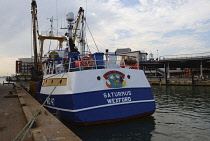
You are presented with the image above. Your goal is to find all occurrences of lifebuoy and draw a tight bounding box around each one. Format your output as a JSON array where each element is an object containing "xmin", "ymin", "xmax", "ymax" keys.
[
  {"xmin": 130, "ymin": 63, "xmax": 138, "ymax": 69},
  {"xmin": 81, "ymin": 56, "xmax": 94, "ymax": 66},
  {"xmin": 120, "ymin": 61, "xmax": 125, "ymax": 68}
]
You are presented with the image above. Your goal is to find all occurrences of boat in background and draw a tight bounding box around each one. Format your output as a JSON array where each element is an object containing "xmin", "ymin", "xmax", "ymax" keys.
[{"xmin": 32, "ymin": 1, "xmax": 155, "ymax": 125}]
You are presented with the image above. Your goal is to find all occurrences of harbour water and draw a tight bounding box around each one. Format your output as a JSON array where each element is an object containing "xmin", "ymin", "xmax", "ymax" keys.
[
  {"xmin": 0, "ymin": 78, "xmax": 28, "ymax": 89},
  {"xmin": 64, "ymin": 85, "xmax": 210, "ymax": 141},
  {"xmin": 0, "ymin": 78, "xmax": 6, "ymax": 84}
]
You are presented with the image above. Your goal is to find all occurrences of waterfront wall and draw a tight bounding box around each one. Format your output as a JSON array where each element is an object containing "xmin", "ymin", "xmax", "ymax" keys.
[{"xmin": 148, "ymin": 77, "xmax": 210, "ymax": 86}]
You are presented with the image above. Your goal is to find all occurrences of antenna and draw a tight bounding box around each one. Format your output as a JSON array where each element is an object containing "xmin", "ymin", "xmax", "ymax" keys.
[
  {"xmin": 56, "ymin": 0, "xmax": 58, "ymax": 36},
  {"xmin": 47, "ymin": 16, "xmax": 58, "ymax": 36}
]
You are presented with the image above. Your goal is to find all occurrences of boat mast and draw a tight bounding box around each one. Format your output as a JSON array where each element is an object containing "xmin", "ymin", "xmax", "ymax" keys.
[
  {"xmin": 80, "ymin": 8, "xmax": 86, "ymax": 55},
  {"xmin": 31, "ymin": 0, "xmax": 39, "ymax": 75},
  {"xmin": 72, "ymin": 7, "xmax": 84, "ymax": 43},
  {"xmin": 66, "ymin": 7, "xmax": 85, "ymax": 53},
  {"xmin": 74, "ymin": 7, "xmax": 85, "ymax": 54}
]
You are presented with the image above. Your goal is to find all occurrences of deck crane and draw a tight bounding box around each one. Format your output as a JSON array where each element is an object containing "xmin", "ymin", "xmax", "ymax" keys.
[{"xmin": 67, "ymin": 7, "xmax": 85, "ymax": 54}]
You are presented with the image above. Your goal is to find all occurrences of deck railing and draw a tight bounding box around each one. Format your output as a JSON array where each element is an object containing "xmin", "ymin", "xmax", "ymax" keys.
[{"xmin": 43, "ymin": 55, "xmax": 139, "ymax": 75}]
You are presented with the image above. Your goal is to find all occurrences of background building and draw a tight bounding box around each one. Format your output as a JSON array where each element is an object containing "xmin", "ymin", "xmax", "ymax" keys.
[{"xmin": 16, "ymin": 57, "xmax": 34, "ymax": 75}]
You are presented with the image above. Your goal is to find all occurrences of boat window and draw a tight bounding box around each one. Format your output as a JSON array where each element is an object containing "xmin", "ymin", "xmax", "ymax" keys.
[{"xmin": 97, "ymin": 76, "xmax": 101, "ymax": 80}]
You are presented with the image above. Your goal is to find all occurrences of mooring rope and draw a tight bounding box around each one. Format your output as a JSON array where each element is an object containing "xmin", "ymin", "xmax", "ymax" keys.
[{"xmin": 14, "ymin": 72, "xmax": 66, "ymax": 141}]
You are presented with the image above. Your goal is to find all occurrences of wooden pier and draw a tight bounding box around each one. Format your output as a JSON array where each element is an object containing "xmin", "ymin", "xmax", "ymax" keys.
[{"xmin": 0, "ymin": 83, "xmax": 81, "ymax": 141}]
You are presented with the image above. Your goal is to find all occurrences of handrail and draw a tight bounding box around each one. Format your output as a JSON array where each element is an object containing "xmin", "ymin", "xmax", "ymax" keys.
[{"xmin": 42, "ymin": 53, "xmax": 142, "ymax": 74}]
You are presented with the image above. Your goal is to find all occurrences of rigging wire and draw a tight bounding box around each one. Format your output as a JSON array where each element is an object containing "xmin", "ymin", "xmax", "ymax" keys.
[
  {"xmin": 56, "ymin": 0, "xmax": 59, "ymax": 47},
  {"xmin": 56, "ymin": 0, "xmax": 58, "ymax": 37},
  {"xmin": 85, "ymin": 20, "xmax": 99, "ymax": 52},
  {"xmin": 85, "ymin": 0, "xmax": 87, "ymax": 16},
  {"xmin": 84, "ymin": 0, "xmax": 94, "ymax": 54},
  {"xmin": 85, "ymin": 37, "xmax": 92, "ymax": 53}
]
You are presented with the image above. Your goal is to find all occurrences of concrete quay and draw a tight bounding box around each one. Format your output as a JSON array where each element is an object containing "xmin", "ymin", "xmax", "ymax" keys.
[
  {"xmin": 0, "ymin": 83, "xmax": 81, "ymax": 141},
  {"xmin": 148, "ymin": 77, "xmax": 210, "ymax": 86},
  {"xmin": 0, "ymin": 84, "xmax": 32, "ymax": 141}
]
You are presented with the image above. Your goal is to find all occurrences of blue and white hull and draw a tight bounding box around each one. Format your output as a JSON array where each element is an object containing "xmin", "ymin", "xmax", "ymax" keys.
[{"xmin": 37, "ymin": 69, "xmax": 156, "ymax": 125}]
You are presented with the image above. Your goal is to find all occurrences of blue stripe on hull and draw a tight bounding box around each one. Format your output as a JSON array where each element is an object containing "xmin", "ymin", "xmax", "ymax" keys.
[
  {"xmin": 60, "ymin": 101, "xmax": 155, "ymax": 122},
  {"xmin": 37, "ymin": 87, "xmax": 156, "ymax": 122}
]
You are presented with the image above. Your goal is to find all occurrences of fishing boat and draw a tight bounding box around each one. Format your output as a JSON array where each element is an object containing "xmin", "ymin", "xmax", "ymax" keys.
[{"xmin": 34, "ymin": 3, "xmax": 156, "ymax": 125}]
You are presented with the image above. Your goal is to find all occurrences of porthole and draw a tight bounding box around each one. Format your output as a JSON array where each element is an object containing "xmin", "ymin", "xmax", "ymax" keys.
[
  {"xmin": 97, "ymin": 76, "xmax": 101, "ymax": 80},
  {"xmin": 127, "ymin": 75, "xmax": 131, "ymax": 79}
]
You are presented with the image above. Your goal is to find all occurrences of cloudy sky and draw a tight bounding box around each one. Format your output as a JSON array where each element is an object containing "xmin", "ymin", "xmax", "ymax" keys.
[{"xmin": 0, "ymin": 0, "xmax": 210, "ymax": 76}]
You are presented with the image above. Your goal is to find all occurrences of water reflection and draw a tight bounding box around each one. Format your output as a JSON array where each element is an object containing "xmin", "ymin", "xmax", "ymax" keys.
[
  {"xmin": 17, "ymin": 81, "xmax": 29, "ymax": 90},
  {"xmin": 63, "ymin": 86, "xmax": 210, "ymax": 141},
  {"xmin": 151, "ymin": 85, "xmax": 210, "ymax": 141},
  {"xmin": 64, "ymin": 116, "xmax": 156, "ymax": 141}
]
